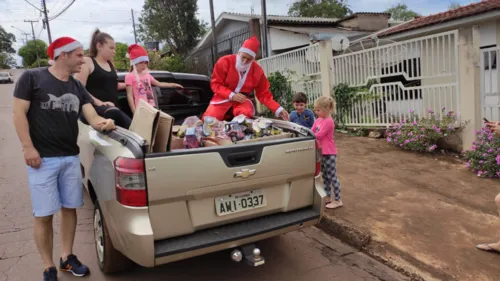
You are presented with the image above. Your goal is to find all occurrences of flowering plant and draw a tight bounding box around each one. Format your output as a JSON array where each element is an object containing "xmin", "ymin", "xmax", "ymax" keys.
[
  {"xmin": 385, "ymin": 107, "xmax": 464, "ymax": 153},
  {"xmin": 463, "ymin": 127, "xmax": 500, "ymax": 178}
]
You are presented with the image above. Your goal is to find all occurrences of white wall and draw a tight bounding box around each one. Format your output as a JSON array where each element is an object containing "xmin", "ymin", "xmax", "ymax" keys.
[
  {"xmin": 216, "ymin": 21, "xmax": 249, "ymax": 41},
  {"xmin": 268, "ymin": 28, "xmax": 310, "ymax": 51}
]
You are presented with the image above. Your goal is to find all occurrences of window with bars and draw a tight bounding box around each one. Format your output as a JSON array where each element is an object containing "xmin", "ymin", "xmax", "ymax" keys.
[{"xmin": 481, "ymin": 45, "xmax": 497, "ymax": 70}]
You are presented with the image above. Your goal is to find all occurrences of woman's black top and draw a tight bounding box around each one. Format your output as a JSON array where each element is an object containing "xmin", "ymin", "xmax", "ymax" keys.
[{"xmin": 85, "ymin": 58, "xmax": 119, "ymax": 105}]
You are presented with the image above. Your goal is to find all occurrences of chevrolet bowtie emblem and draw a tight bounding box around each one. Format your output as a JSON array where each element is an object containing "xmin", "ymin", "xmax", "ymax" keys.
[{"xmin": 234, "ymin": 169, "xmax": 256, "ymax": 178}]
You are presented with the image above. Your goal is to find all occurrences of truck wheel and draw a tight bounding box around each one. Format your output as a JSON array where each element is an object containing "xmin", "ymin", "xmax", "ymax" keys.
[{"xmin": 93, "ymin": 201, "xmax": 133, "ymax": 273}]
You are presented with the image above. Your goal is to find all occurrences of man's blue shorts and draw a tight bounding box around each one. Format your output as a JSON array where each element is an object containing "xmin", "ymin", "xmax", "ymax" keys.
[{"xmin": 27, "ymin": 156, "xmax": 84, "ymax": 217}]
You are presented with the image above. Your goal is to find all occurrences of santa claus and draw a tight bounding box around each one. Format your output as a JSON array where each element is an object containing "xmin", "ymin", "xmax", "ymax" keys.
[{"xmin": 202, "ymin": 36, "xmax": 290, "ymax": 121}]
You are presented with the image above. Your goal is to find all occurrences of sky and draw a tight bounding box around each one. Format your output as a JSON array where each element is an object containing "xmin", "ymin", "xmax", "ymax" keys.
[{"xmin": 0, "ymin": 0, "xmax": 481, "ymax": 65}]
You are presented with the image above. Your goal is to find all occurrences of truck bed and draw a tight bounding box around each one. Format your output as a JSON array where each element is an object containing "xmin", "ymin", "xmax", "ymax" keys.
[{"xmin": 140, "ymin": 120, "xmax": 319, "ymax": 241}]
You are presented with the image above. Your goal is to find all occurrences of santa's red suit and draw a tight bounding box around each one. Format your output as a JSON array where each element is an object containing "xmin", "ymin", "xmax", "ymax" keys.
[{"xmin": 202, "ymin": 36, "xmax": 284, "ymax": 121}]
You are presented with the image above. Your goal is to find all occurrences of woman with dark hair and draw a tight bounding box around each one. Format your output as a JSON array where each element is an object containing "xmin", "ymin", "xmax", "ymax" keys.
[{"xmin": 74, "ymin": 29, "xmax": 131, "ymax": 128}]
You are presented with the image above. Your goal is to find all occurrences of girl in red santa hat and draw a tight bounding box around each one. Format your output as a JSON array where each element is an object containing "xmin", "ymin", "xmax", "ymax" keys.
[
  {"xmin": 202, "ymin": 36, "xmax": 290, "ymax": 121},
  {"xmin": 124, "ymin": 44, "xmax": 183, "ymax": 114}
]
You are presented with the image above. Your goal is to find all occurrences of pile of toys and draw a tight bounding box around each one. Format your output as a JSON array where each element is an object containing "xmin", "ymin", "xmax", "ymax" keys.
[{"xmin": 176, "ymin": 114, "xmax": 285, "ymax": 149}]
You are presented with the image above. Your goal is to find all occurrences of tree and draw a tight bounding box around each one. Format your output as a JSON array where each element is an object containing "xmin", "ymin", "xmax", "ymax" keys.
[
  {"xmin": 385, "ymin": 3, "xmax": 420, "ymax": 21},
  {"xmin": 449, "ymin": 2, "xmax": 461, "ymax": 10},
  {"xmin": 0, "ymin": 25, "xmax": 16, "ymax": 54},
  {"xmin": 0, "ymin": 52, "xmax": 16, "ymax": 69},
  {"xmin": 31, "ymin": 58, "xmax": 50, "ymax": 68},
  {"xmin": 138, "ymin": 0, "xmax": 207, "ymax": 57},
  {"xmin": 114, "ymin": 42, "xmax": 129, "ymax": 70},
  {"xmin": 18, "ymin": 40, "xmax": 49, "ymax": 68},
  {"xmin": 288, "ymin": 0, "xmax": 352, "ymax": 18}
]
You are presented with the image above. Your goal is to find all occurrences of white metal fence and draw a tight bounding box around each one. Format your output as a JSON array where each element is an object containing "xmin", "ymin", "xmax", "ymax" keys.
[
  {"xmin": 259, "ymin": 43, "xmax": 322, "ymax": 102},
  {"xmin": 480, "ymin": 46, "xmax": 500, "ymax": 122},
  {"xmin": 344, "ymin": 82, "xmax": 458, "ymax": 126},
  {"xmin": 331, "ymin": 30, "xmax": 460, "ymax": 126}
]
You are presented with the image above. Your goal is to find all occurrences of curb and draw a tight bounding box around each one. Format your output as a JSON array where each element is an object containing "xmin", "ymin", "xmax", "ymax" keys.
[
  {"xmin": 318, "ymin": 215, "xmax": 371, "ymax": 250},
  {"xmin": 317, "ymin": 214, "xmax": 455, "ymax": 281}
]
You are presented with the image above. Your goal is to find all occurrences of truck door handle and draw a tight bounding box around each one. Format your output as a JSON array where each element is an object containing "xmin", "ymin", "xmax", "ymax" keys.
[{"xmin": 226, "ymin": 151, "xmax": 258, "ymax": 166}]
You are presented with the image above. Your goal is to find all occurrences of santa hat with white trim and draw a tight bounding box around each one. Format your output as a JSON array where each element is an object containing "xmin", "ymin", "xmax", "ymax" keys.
[
  {"xmin": 238, "ymin": 36, "xmax": 260, "ymax": 58},
  {"xmin": 47, "ymin": 37, "xmax": 83, "ymax": 65},
  {"xmin": 126, "ymin": 44, "xmax": 149, "ymax": 65}
]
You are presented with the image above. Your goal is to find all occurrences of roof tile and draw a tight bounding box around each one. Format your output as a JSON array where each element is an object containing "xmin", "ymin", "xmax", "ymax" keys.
[{"xmin": 379, "ymin": 0, "xmax": 500, "ymax": 37}]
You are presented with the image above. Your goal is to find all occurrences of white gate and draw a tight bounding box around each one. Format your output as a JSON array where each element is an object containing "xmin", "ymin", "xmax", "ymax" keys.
[
  {"xmin": 331, "ymin": 30, "xmax": 460, "ymax": 126},
  {"xmin": 259, "ymin": 43, "xmax": 323, "ymax": 102},
  {"xmin": 480, "ymin": 46, "xmax": 500, "ymax": 122}
]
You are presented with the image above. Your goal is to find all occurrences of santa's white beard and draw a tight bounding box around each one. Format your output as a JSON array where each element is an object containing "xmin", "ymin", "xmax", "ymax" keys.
[{"xmin": 235, "ymin": 56, "xmax": 250, "ymax": 72}]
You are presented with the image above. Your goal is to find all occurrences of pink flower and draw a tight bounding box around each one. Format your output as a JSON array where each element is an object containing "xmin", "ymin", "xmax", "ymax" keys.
[
  {"xmin": 497, "ymin": 155, "xmax": 500, "ymax": 165},
  {"xmin": 478, "ymin": 170, "xmax": 483, "ymax": 177}
]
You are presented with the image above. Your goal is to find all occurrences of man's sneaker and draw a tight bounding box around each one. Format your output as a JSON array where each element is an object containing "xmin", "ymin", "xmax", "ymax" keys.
[
  {"xmin": 43, "ymin": 267, "xmax": 57, "ymax": 281},
  {"xmin": 59, "ymin": 254, "xmax": 90, "ymax": 277}
]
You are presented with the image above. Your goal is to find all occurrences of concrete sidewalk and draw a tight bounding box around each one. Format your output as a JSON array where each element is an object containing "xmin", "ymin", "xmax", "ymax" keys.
[{"xmin": 318, "ymin": 134, "xmax": 500, "ymax": 281}]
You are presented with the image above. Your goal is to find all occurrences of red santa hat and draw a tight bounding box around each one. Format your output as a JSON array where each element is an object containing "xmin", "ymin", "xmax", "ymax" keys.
[
  {"xmin": 239, "ymin": 36, "xmax": 260, "ymax": 58},
  {"xmin": 47, "ymin": 37, "xmax": 83, "ymax": 65},
  {"xmin": 126, "ymin": 44, "xmax": 149, "ymax": 65}
]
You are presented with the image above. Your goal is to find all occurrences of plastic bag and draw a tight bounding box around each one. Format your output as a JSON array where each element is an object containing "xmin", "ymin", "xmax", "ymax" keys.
[{"xmin": 184, "ymin": 127, "xmax": 202, "ymax": 149}]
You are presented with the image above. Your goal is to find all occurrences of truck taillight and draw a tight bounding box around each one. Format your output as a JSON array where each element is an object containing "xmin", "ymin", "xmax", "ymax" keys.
[
  {"xmin": 114, "ymin": 157, "xmax": 147, "ymax": 207},
  {"xmin": 315, "ymin": 140, "xmax": 322, "ymax": 177}
]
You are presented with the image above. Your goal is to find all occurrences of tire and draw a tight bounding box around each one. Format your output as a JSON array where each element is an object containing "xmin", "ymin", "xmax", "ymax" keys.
[{"xmin": 93, "ymin": 200, "xmax": 133, "ymax": 274}]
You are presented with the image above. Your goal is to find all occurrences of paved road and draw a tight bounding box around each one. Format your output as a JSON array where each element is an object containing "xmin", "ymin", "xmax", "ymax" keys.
[{"xmin": 0, "ymin": 75, "xmax": 407, "ymax": 281}]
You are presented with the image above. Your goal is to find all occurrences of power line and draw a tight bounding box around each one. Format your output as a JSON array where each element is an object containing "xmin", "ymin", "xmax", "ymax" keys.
[
  {"xmin": 51, "ymin": 0, "xmax": 63, "ymax": 11},
  {"xmin": 55, "ymin": 19, "xmax": 132, "ymax": 24},
  {"xmin": 36, "ymin": 26, "xmax": 44, "ymax": 39},
  {"xmin": 22, "ymin": 0, "xmax": 42, "ymax": 12},
  {"xmin": 49, "ymin": 0, "xmax": 76, "ymax": 21}
]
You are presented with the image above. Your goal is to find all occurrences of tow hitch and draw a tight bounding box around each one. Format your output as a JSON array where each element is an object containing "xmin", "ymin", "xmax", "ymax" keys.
[{"xmin": 230, "ymin": 244, "xmax": 265, "ymax": 267}]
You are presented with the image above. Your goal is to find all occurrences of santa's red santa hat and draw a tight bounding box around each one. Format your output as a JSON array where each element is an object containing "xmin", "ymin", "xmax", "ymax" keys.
[
  {"xmin": 126, "ymin": 44, "xmax": 149, "ymax": 65},
  {"xmin": 47, "ymin": 37, "xmax": 83, "ymax": 65},
  {"xmin": 239, "ymin": 36, "xmax": 260, "ymax": 58}
]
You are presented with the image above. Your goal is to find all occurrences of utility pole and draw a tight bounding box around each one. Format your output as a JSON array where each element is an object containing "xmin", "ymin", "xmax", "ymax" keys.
[
  {"xmin": 42, "ymin": 0, "xmax": 52, "ymax": 44},
  {"xmin": 11, "ymin": 26, "xmax": 30, "ymax": 45},
  {"xmin": 131, "ymin": 9, "xmax": 138, "ymax": 44},
  {"xmin": 209, "ymin": 0, "xmax": 218, "ymax": 65},
  {"xmin": 261, "ymin": 0, "xmax": 269, "ymax": 58},
  {"xmin": 24, "ymin": 20, "xmax": 40, "ymax": 68}
]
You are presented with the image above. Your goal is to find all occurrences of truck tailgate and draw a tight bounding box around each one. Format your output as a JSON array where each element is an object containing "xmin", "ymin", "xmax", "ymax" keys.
[{"xmin": 144, "ymin": 137, "xmax": 317, "ymax": 240}]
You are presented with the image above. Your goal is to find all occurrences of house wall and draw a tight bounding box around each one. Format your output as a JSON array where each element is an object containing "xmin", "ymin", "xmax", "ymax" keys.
[
  {"xmin": 268, "ymin": 28, "xmax": 310, "ymax": 51},
  {"xmin": 216, "ymin": 21, "xmax": 249, "ymax": 39}
]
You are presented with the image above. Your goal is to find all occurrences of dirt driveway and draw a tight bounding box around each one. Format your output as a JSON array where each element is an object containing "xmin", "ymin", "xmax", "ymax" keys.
[{"xmin": 326, "ymin": 133, "xmax": 500, "ymax": 281}]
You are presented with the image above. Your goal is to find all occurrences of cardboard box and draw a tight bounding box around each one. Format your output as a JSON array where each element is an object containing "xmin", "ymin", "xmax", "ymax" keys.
[
  {"xmin": 171, "ymin": 135, "xmax": 184, "ymax": 150},
  {"xmin": 129, "ymin": 99, "xmax": 174, "ymax": 152},
  {"xmin": 153, "ymin": 111, "xmax": 174, "ymax": 152}
]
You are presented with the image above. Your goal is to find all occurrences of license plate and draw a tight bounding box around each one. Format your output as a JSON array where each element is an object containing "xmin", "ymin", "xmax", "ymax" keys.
[{"xmin": 215, "ymin": 189, "xmax": 266, "ymax": 216}]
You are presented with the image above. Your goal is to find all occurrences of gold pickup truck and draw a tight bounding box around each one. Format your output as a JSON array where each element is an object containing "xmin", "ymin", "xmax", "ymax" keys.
[{"xmin": 77, "ymin": 71, "xmax": 326, "ymax": 274}]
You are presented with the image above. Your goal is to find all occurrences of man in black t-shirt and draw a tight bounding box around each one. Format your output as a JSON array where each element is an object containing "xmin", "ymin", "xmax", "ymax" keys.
[{"xmin": 12, "ymin": 37, "xmax": 115, "ymax": 281}]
